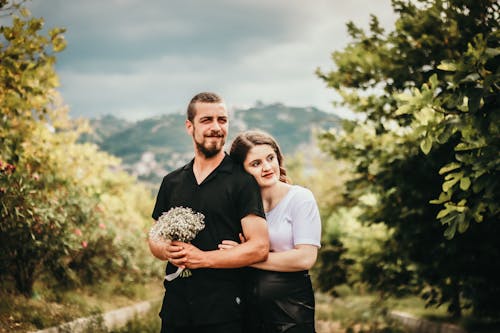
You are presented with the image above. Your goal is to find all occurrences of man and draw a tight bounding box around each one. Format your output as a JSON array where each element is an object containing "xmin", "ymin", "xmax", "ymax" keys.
[{"xmin": 148, "ymin": 92, "xmax": 269, "ymax": 333}]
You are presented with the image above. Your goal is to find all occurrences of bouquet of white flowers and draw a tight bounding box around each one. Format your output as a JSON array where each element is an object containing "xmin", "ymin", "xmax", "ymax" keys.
[{"xmin": 149, "ymin": 206, "xmax": 205, "ymax": 280}]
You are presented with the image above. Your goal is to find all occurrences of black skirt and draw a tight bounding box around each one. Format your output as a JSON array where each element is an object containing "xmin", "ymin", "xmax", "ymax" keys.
[{"xmin": 243, "ymin": 269, "xmax": 316, "ymax": 333}]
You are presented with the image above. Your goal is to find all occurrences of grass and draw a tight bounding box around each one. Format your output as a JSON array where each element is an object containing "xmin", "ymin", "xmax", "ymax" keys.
[
  {"xmin": 315, "ymin": 285, "xmax": 500, "ymax": 333},
  {"xmin": 2, "ymin": 279, "xmax": 499, "ymax": 333},
  {"xmin": 0, "ymin": 277, "xmax": 164, "ymax": 333},
  {"xmin": 109, "ymin": 302, "xmax": 162, "ymax": 333}
]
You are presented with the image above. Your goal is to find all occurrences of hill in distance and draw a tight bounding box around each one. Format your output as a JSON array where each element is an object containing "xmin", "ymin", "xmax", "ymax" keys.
[{"xmin": 83, "ymin": 103, "xmax": 342, "ymax": 185}]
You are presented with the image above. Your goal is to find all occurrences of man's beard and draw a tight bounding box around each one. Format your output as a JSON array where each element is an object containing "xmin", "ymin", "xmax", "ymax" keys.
[{"xmin": 195, "ymin": 136, "xmax": 225, "ymax": 158}]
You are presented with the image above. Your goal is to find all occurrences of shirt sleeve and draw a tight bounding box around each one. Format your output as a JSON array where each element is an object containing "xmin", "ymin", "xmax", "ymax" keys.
[
  {"xmin": 235, "ymin": 173, "xmax": 265, "ymax": 220},
  {"xmin": 152, "ymin": 176, "xmax": 168, "ymax": 220},
  {"xmin": 290, "ymin": 188, "xmax": 321, "ymax": 247}
]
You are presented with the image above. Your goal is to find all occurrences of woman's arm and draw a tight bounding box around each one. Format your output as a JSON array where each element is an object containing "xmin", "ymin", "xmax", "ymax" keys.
[
  {"xmin": 251, "ymin": 244, "xmax": 318, "ymax": 272},
  {"xmin": 219, "ymin": 239, "xmax": 318, "ymax": 272}
]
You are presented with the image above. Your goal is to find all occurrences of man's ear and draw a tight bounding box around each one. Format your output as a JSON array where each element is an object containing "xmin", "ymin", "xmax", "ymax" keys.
[{"xmin": 185, "ymin": 119, "xmax": 193, "ymax": 135}]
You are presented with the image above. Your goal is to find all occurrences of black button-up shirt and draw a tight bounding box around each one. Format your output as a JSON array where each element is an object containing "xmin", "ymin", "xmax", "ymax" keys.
[{"xmin": 152, "ymin": 154, "xmax": 265, "ymax": 326}]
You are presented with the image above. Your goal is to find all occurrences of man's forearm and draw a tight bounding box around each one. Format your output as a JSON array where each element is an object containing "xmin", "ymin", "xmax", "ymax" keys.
[
  {"xmin": 171, "ymin": 238, "xmax": 269, "ymax": 269},
  {"xmin": 205, "ymin": 239, "xmax": 269, "ymax": 268}
]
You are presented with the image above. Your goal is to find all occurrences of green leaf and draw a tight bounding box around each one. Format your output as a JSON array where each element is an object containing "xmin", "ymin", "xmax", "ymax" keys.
[
  {"xmin": 460, "ymin": 177, "xmax": 471, "ymax": 191},
  {"xmin": 20, "ymin": 8, "xmax": 31, "ymax": 18},
  {"xmin": 443, "ymin": 177, "xmax": 460, "ymax": 192},
  {"xmin": 395, "ymin": 104, "xmax": 412, "ymax": 116},
  {"xmin": 415, "ymin": 107, "xmax": 435, "ymax": 125},
  {"xmin": 473, "ymin": 212, "xmax": 484, "ymax": 223},
  {"xmin": 455, "ymin": 142, "xmax": 486, "ymax": 151},
  {"xmin": 430, "ymin": 191, "xmax": 452, "ymax": 205},
  {"xmin": 460, "ymin": 73, "xmax": 480, "ymax": 83},
  {"xmin": 428, "ymin": 73, "xmax": 438, "ymax": 88},
  {"xmin": 52, "ymin": 36, "xmax": 66, "ymax": 53},
  {"xmin": 457, "ymin": 213, "xmax": 469, "ymax": 234},
  {"xmin": 395, "ymin": 92, "xmax": 413, "ymax": 102},
  {"xmin": 437, "ymin": 61, "xmax": 457, "ymax": 72},
  {"xmin": 443, "ymin": 221, "xmax": 457, "ymax": 239},
  {"xmin": 436, "ymin": 207, "xmax": 451, "ymax": 219},
  {"xmin": 472, "ymin": 203, "xmax": 486, "ymax": 223},
  {"xmin": 439, "ymin": 162, "xmax": 461, "ymax": 175},
  {"xmin": 485, "ymin": 47, "xmax": 500, "ymax": 58},
  {"xmin": 420, "ymin": 136, "xmax": 432, "ymax": 155}
]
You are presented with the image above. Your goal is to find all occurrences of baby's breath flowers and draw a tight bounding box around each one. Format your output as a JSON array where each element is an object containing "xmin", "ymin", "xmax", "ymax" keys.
[
  {"xmin": 149, "ymin": 206, "xmax": 205, "ymax": 242},
  {"xmin": 149, "ymin": 206, "xmax": 205, "ymax": 281}
]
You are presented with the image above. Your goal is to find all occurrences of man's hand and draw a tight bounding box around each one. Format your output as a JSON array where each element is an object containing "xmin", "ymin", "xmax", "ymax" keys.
[
  {"xmin": 168, "ymin": 241, "xmax": 210, "ymax": 269},
  {"xmin": 148, "ymin": 238, "xmax": 184, "ymax": 267},
  {"xmin": 151, "ymin": 214, "xmax": 268, "ymax": 270}
]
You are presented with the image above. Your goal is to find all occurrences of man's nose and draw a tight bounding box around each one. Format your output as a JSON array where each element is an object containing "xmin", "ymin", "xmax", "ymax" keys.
[{"xmin": 211, "ymin": 120, "xmax": 221, "ymax": 131}]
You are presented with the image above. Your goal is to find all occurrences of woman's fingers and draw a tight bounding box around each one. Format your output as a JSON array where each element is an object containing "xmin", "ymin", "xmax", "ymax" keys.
[
  {"xmin": 218, "ymin": 239, "xmax": 239, "ymax": 250},
  {"xmin": 239, "ymin": 233, "xmax": 246, "ymax": 243}
]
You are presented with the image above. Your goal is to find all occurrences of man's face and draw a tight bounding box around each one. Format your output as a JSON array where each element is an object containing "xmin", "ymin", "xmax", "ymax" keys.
[{"xmin": 186, "ymin": 102, "xmax": 228, "ymax": 158}]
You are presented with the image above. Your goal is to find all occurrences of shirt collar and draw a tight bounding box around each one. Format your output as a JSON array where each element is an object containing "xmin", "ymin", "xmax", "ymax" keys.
[{"xmin": 182, "ymin": 153, "xmax": 233, "ymax": 174}]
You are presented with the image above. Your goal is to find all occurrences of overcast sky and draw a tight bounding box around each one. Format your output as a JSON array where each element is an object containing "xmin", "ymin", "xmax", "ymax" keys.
[{"xmin": 7, "ymin": 0, "xmax": 397, "ymax": 120}]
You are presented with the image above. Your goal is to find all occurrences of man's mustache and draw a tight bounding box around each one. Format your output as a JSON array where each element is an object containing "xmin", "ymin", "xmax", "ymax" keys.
[{"xmin": 206, "ymin": 131, "xmax": 224, "ymax": 137}]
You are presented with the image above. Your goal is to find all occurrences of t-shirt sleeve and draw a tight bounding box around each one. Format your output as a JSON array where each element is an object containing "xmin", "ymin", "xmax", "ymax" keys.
[
  {"xmin": 290, "ymin": 188, "xmax": 321, "ymax": 247},
  {"xmin": 152, "ymin": 176, "xmax": 168, "ymax": 220},
  {"xmin": 235, "ymin": 173, "xmax": 265, "ymax": 220}
]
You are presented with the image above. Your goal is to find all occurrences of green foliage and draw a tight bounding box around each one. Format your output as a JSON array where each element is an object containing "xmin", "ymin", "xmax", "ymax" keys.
[
  {"xmin": 316, "ymin": 293, "xmax": 407, "ymax": 333},
  {"xmin": 109, "ymin": 306, "xmax": 161, "ymax": 333},
  {"xmin": 0, "ymin": 5, "xmax": 161, "ymax": 297},
  {"xmin": 287, "ymin": 153, "xmax": 355, "ymax": 295},
  {"xmin": 314, "ymin": 240, "xmax": 354, "ymax": 296},
  {"xmin": 317, "ymin": 0, "xmax": 499, "ymax": 318},
  {"xmin": 396, "ymin": 29, "xmax": 499, "ymax": 237}
]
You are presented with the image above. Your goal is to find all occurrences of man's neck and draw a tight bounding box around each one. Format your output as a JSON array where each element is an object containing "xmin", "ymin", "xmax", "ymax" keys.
[{"xmin": 192, "ymin": 151, "xmax": 225, "ymax": 184}]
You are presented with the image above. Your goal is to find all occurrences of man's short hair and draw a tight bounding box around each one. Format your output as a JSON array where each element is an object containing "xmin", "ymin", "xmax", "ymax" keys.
[{"xmin": 187, "ymin": 92, "xmax": 224, "ymax": 121}]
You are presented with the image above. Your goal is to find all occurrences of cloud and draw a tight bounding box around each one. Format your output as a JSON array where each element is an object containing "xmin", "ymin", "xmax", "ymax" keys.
[{"xmin": 14, "ymin": 0, "xmax": 397, "ymax": 120}]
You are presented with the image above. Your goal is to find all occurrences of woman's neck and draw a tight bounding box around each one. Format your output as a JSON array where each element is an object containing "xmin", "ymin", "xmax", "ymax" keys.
[{"xmin": 261, "ymin": 181, "xmax": 291, "ymax": 213}]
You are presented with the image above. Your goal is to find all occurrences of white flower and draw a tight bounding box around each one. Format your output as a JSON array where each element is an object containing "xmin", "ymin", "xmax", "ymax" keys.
[{"xmin": 149, "ymin": 206, "xmax": 205, "ymax": 242}]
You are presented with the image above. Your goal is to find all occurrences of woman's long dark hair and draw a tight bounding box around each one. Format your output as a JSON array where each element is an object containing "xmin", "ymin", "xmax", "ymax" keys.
[{"xmin": 230, "ymin": 130, "xmax": 291, "ymax": 184}]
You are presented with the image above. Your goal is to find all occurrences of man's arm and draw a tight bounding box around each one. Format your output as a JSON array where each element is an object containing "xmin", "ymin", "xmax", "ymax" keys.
[
  {"xmin": 167, "ymin": 214, "xmax": 269, "ymax": 269},
  {"xmin": 148, "ymin": 235, "xmax": 171, "ymax": 261}
]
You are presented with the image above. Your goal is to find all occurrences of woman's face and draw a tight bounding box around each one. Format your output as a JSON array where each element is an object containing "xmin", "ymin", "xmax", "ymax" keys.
[{"xmin": 243, "ymin": 144, "xmax": 280, "ymax": 188}]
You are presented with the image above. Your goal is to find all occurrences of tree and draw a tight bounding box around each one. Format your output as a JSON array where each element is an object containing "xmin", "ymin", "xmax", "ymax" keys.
[
  {"xmin": 1, "ymin": 4, "xmax": 160, "ymax": 296},
  {"xmin": 317, "ymin": 0, "xmax": 499, "ymax": 318}
]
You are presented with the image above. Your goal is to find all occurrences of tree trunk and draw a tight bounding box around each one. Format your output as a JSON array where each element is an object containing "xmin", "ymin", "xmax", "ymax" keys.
[
  {"xmin": 449, "ymin": 280, "xmax": 462, "ymax": 318},
  {"xmin": 14, "ymin": 259, "xmax": 36, "ymax": 297}
]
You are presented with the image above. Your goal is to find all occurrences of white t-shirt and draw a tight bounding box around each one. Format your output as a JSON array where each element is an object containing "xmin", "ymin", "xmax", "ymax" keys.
[{"xmin": 265, "ymin": 185, "xmax": 321, "ymax": 252}]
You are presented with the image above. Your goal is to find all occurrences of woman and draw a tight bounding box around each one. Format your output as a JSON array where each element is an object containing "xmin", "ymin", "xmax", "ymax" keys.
[{"xmin": 221, "ymin": 130, "xmax": 321, "ymax": 333}]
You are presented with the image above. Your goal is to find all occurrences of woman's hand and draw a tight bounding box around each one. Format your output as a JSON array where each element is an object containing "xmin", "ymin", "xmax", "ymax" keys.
[{"xmin": 218, "ymin": 233, "xmax": 246, "ymax": 250}]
